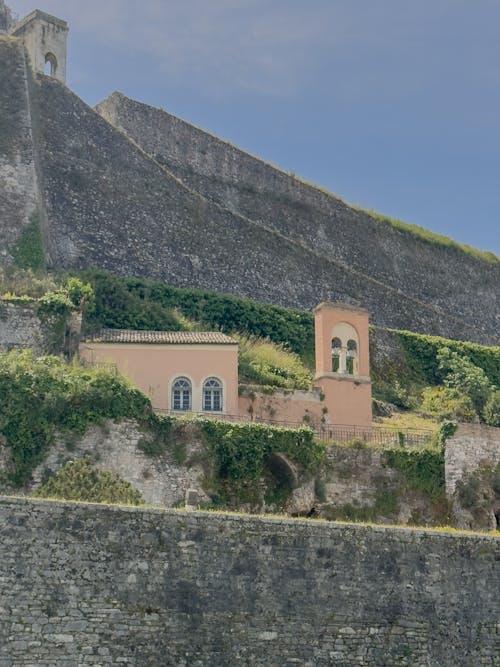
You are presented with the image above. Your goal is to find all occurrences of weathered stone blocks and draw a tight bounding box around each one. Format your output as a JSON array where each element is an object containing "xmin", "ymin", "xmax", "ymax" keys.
[{"xmin": 0, "ymin": 497, "xmax": 498, "ymax": 665}]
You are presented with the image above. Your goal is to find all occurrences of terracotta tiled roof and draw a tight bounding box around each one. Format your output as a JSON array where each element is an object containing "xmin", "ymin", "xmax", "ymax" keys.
[{"xmin": 82, "ymin": 328, "xmax": 237, "ymax": 345}]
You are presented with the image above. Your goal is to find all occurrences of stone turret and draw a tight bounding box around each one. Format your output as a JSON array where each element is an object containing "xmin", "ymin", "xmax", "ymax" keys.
[
  {"xmin": 10, "ymin": 8, "xmax": 68, "ymax": 83},
  {"xmin": 0, "ymin": 0, "xmax": 13, "ymax": 33}
]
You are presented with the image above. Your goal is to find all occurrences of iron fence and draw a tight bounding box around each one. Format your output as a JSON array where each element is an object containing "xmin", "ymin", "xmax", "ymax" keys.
[{"xmin": 154, "ymin": 409, "xmax": 433, "ymax": 448}]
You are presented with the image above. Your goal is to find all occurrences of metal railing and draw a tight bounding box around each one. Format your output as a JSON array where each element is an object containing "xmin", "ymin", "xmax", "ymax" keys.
[{"xmin": 153, "ymin": 409, "xmax": 433, "ymax": 448}]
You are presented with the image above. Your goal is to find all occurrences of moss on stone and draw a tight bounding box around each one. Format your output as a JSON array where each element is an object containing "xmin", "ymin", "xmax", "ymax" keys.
[{"xmin": 10, "ymin": 211, "xmax": 46, "ymax": 272}]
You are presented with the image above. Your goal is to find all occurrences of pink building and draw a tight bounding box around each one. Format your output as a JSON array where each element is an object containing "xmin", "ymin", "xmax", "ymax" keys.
[
  {"xmin": 79, "ymin": 330, "xmax": 239, "ymax": 415},
  {"xmin": 79, "ymin": 302, "xmax": 372, "ymax": 427}
]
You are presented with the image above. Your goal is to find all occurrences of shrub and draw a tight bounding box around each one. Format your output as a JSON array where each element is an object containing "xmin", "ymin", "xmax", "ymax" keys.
[
  {"xmin": 201, "ymin": 419, "xmax": 324, "ymax": 481},
  {"xmin": 483, "ymin": 390, "xmax": 500, "ymax": 427},
  {"xmin": 384, "ymin": 448, "xmax": 445, "ymax": 498},
  {"xmin": 38, "ymin": 278, "xmax": 94, "ymax": 316},
  {"xmin": 237, "ymin": 335, "xmax": 313, "ymax": 390},
  {"xmin": 437, "ymin": 347, "xmax": 492, "ymax": 414},
  {"xmin": 32, "ymin": 456, "xmax": 143, "ymax": 505},
  {"xmin": 0, "ymin": 350, "xmax": 151, "ymax": 485},
  {"xmin": 373, "ymin": 379, "xmax": 414, "ymax": 410},
  {"xmin": 421, "ymin": 386, "xmax": 476, "ymax": 422},
  {"xmin": 64, "ymin": 277, "xmax": 94, "ymax": 311},
  {"xmin": 38, "ymin": 289, "xmax": 72, "ymax": 315}
]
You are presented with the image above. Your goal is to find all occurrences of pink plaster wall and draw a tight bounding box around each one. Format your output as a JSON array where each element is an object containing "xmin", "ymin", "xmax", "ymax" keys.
[
  {"xmin": 314, "ymin": 302, "xmax": 370, "ymax": 376},
  {"xmin": 238, "ymin": 386, "xmax": 326, "ymax": 427},
  {"xmin": 313, "ymin": 302, "xmax": 372, "ymax": 427},
  {"xmin": 316, "ymin": 377, "xmax": 372, "ymax": 427},
  {"xmin": 79, "ymin": 342, "xmax": 239, "ymax": 414}
]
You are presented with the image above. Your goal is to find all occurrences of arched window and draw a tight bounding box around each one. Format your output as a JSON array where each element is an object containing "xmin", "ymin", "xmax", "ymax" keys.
[
  {"xmin": 347, "ymin": 339, "xmax": 358, "ymax": 375},
  {"xmin": 203, "ymin": 377, "xmax": 223, "ymax": 412},
  {"xmin": 172, "ymin": 377, "xmax": 191, "ymax": 411},
  {"xmin": 44, "ymin": 53, "xmax": 58, "ymax": 77},
  {"xmin": 331, "ymin": 337, "xmax": 341, "ymax": 372}
]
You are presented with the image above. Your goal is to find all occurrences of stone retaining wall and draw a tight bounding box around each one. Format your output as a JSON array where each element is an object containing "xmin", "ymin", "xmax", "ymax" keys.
[
  {"xmin": 445, "ymin": 423, "xmax": 500, "ymax": 495},
  {"xmin": 0, "ymin": 497, "xmax": 498, "ymax": 666}
]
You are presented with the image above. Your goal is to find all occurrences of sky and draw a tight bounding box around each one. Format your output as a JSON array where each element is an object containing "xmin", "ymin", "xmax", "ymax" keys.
[{"xmin": 9, "ymin": 0, "xmax": 500, "ymax": 254}]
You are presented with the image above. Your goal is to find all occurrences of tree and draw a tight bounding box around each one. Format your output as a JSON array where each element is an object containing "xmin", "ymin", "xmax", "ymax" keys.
[{"xmin": 437, "ymin": 347, "xmax": 492, "ymax": 414}]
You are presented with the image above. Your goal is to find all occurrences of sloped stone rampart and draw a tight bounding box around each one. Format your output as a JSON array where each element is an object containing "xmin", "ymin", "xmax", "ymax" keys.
[
  {"xmin": 0, "ymin": 38, "xmax": 38, "ymax": 260},
  {"xmin": 0, "ymin": 497, "xmax": 498, "ymax": 666},
  {"xmin": 1, "ymin": 39, "xmax": 498, "ymax": 345},
  {"xmin": 96, "ymin": 93, "xmax": 500, "ymax": 345}
]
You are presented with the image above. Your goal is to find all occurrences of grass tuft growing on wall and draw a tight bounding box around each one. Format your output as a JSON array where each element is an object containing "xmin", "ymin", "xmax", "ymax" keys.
[
  {"xmin": 360, "ymin": 208, "xmax": 499, "ymax": 264},
  {"xmin": 10, "ymin": 211, "xmax": 46, "ymax": 272}
]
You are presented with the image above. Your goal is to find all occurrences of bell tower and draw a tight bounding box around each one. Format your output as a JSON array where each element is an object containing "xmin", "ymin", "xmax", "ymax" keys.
[
  {"xmin": 314, "ymin": 302, "xmax": 372, "ymax": 427},
  {"xmin": 10, "ymin": 9, "xmax": 68, "ymax": 84}
]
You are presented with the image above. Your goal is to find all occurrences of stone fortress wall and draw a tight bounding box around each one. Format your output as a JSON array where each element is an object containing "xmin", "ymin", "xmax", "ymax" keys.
[
  {"xmin": 0, "ymin": 37, "xmax": 498, "ymax": 346},
  {"xmin": 0, "ymin": 38, "xmax": 39, "ymax": 261},
  {"xmin": 0, "ymin": 497, "xmax": 498, "ymax": 666},
  {"xmin": 96, "ymin": 93, "xmax": 500, "ymax": 345}
]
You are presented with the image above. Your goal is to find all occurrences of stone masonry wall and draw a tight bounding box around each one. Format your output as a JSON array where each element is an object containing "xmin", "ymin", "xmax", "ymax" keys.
[
  {"xmin": 96, "ymin": 93, "xmax": 500, "ymax": 345},
  {"xmin": 0, "ymin": 417, "xmax": 441, "ymax": 526},
  {"xmin": 36, "ymin": 77, "xmax": 394, "ymax": 318},
  {"xmin": 0, "ymin": 497, "xmax": 498, "ymax": 666},
  {"xmin": 1, "ymin": 41, "xmax": 498, "ymax": 345},
  {"xmin": 0, "ymin": 417, "xmax": 449, "ymax": 528},
  {"xmin": 317, "ymin": 445, "xmax": 446, "ymax": 527},
  {"xmin": 27, "ymin": 419, "xmax": 209, "ymax": 508},
  {"xmin": 0, "ymin": 299, "xmax": 66, "ymax": 354},
  {"xmin": 445, "ymin": 423, "xmax": 500, "ymax": 495},
  {"xmin": 0, "ymin": 38, "xmax": 39, "ymax": 261}
]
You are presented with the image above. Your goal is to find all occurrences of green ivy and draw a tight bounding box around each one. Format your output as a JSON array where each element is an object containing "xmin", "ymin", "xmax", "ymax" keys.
[
  {"xmin": 384, "ymin": 448, "xmax": 445, "ymax": 498},
  {"xmin": 0, "ymin": 350, "xmax": 152, "ymax": 486},
  {"xmin": 393, "ymin": 329, "xmax": 500, "ymax": 387},
  {"xmin": 201, "ymin": 419, "xmax": 324, "ymax": 481},
  {"xmin": 78, "ymin": 269, "xmax": 315, "ymax": 360},
  {"xmin": 10, "ymin": 211, "xmax": 46, "ymax": 272}
]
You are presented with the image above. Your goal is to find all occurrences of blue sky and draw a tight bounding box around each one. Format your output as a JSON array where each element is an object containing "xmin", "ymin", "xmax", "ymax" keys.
[{"xmin": 10, "ymin": 0, "xmax": 500, "ymax": 254}]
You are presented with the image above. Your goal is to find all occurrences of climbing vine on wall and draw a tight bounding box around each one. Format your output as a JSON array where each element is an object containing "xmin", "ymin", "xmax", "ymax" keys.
[
  {"xmin": 394, "ymin": 330, "xmax": 500, "ymax": 388},
  {"xmin": 10, "ymin": 211, "xmax": 46, "ymax": 272},
  {"xmin": 78, "ymin": 269, "xmax": 316, "ymax": 360},
  {"xmin": 384, "ymin": 448, "xmax": 445, "ymax": 498},
  {"xmin": 201, "ymin": 419, "xmax": 323, "ymax": 481},
  {"xmin": 0, "ymin": 350, "xmax": 152, "ymax": 486}
]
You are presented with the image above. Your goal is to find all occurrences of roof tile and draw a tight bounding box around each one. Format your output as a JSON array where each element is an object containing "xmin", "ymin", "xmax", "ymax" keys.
[{"xmin": 82, "ymin": 328, "xmax": 237, "ymax": 345}]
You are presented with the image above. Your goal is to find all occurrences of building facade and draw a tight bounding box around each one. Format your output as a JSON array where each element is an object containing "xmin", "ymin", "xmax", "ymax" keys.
[
  {"xmin": 79, "ymin": 330, "xmax": 239, "ymax": 416},
  {"xmin": 79, "ymin": 303, "xmax": 372, "ymax": 427}
]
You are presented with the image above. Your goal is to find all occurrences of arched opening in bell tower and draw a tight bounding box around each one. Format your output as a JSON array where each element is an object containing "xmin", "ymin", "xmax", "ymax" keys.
[{"xmin": 44, "ymin": 52, "xmax": 58, "ymax": 77}]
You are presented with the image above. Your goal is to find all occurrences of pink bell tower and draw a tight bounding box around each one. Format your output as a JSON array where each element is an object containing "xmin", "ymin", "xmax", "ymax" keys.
[{"xmin": 314, "ymin": 302, "xmax": 372, "ymax": 427}]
